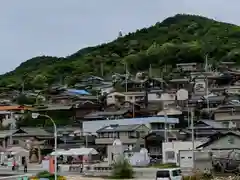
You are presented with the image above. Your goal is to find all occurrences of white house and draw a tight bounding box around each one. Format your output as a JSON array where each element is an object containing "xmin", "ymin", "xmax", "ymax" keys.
[
  {"xmin": 162, "ymin": 141, "xmax": 204, "ymax": 165},
  {"xmin": 106, "ymin": 91, "xmax": 176, "ymax": 105}
]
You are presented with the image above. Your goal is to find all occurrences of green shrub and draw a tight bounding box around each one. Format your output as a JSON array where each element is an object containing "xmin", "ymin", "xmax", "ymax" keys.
[
  {"xmin": 36, "ymin": 171, "xmax": 65, "ymax": 180},
  {"xmin": 36, "ymin": 171, "xmax": 51, "ymax": 178},
  {"xmin": 183, "ymin": 171, "xmax": 213, "ymax": 180},
  {"xmin": 111, "ymin": 156, "xmax": 134, "ymax": 179}
]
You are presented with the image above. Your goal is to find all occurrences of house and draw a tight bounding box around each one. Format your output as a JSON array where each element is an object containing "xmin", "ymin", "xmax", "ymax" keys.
[
  {"xmin": 46, "ymin": 126, "xmax": 97, "ymax": 149},
  {"xmin": 157, "ymin": 107, "xmax": 185, "ymax": 128},
  {"xmin": 32, "ymin": 103, "xmax": 101, "ymax": 127},
  {"xmin": 74, "ymin": 100, "xmax": 101, "ymax": 124},
  {"xmin": 106, "ymin": 90, "xmax": 173, "ymax": 106},
  {"xmin": 31, "ymin": 104, "xmax": 74, "ymax": 124},
  {"xmin": 168, "ymin": 78, "xmax": 192, "ymax": 90},
  {"xmin": 120, "ymin": 77, "xmax": 166, "ymax": 91},
  {"xmin": 187, "ymin": 94, "xmax": 225, "ymax": 111},
  {"xmin": 145, "ymin": 130, "xmax": 187, "ymax": 159},
  {"xmin": 226, "ymin": 86, "xmax": 240, "ymax": 95},
  {"xmin": 220, "ymin": 61, "xmax": 236, "ymax": 69},
  {"xmin": 83, "ymin": 116, "xmax": 179, "ymax": 134},
  {"xmin": 196, "ymin": 131, "xmax": 240, "ymax": 151},
  {"xmin": 162, "ymin": 140, "xmax": 204, "ymax": 164},
  {"xmin": 49, "ymin": 93, "xmax": 98, "ymax": 105},
  {"xmin": 83, "ymin": 109, "xmax": 132, "ymax": 120},
  {"xmin": 0, "ymin": 111, "xmax": 11, "ymax": 125},
  {"xmin": 0, "ymin": 105, "xmax": 33, "ymax": 112},
  {"xmin": 176, "ymin": 63, "xmax": 197, "ymax": 72},
  {"xmin": 106, "ymin": 92, "xmax": 145, "ymax": 105},
  {"xmin": 213, "ymin": 104, "xmax": 240, "ymax": 126},
  {"xmin": 0, "ymin": 128, "xmax": 54, "ymax": 149},
  {"xmin": 78, "ymin": 75, "xmax": 104, "ymax": 85},
  {"xmin": 181, "ymin": 120, "xmax": 229, "ymax": 140},
  {"xmin": 95, "ymin": 124, "xmax": 149, "ymax": 155}
]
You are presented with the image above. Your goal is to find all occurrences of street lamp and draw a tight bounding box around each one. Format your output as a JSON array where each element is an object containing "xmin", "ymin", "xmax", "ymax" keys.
[{"xmin": 32, "ymin": 113, "xmax": 57, "ymax": 180}]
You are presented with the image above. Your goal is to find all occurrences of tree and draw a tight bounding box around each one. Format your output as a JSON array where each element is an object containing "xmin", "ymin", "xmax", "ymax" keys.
[
  {"xmin": 111, "ymin": 156, "xmax": 134, "ymax": 179},
  {"xmin": 31, "ymin": 75, "xmax": 47, "ymax": 89},
  {"xmin": 15, "ymin": 94, "xmax": 36, "ymax": 105},
  {"xmin": 1, "ymin": 14, "xmax": 240, "ymax": 88}
]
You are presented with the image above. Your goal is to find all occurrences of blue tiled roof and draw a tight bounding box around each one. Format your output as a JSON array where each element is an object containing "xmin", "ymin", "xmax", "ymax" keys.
[{"xmin": 66, "ymin": 89, "xmax": 90, "ymax": 95}]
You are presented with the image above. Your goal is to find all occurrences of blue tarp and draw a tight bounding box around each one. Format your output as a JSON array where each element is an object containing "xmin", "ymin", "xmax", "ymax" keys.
[{"xmin": 66, "ymin": 89, "xmax": 90, "ymax": 95}]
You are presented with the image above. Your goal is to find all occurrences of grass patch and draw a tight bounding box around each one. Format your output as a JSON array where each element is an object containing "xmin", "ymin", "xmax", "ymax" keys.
[{"xmin": 151, "ymin": 163, "xmax": 179, "ymax": 168}]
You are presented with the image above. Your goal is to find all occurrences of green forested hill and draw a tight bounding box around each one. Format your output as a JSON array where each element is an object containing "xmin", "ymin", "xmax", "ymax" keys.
[{"xmin": 2, "ymin": 14, "xmax": 240, "ymax": 89}]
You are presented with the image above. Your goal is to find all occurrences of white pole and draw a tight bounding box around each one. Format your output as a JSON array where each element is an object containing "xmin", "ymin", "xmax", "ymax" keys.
[
  {"xmin": 164, "ymin": 108, "xmax": 168, "ymax": 142},
  {"xmin": 44, "ymin": 115, "xmax": 57, "ymax": 180}
]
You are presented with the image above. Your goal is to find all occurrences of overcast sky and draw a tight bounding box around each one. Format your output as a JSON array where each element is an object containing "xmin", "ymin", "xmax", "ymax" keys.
[{"xmin": 0, "ymin": 0, "xmax": 240, "ymax": 74}]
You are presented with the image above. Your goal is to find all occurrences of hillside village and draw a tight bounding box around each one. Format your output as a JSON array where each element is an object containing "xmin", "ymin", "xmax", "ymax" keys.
[
  {"xmin": 2, "ymin": 13, "xmax": 240, "ymax": 178},
  {"xmin": 0, "ymin": 60, "xmax": 240, "ymax": 173}
]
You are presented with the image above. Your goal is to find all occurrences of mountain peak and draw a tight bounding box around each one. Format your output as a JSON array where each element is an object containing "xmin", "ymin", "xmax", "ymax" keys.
[{"xmin": 1, "ymin": 14, "xmax": 240, "ymax": 89}]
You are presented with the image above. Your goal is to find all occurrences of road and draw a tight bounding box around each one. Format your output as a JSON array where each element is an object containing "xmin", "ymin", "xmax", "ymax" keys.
[{"xmin": 0, "ymin": 166, "xmax": 157, "ymax": 179}]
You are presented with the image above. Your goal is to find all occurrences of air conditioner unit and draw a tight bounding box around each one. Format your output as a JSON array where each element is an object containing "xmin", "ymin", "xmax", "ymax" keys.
[{"xmin": 229, "ymin": 121, "xmax": 237, "ymax": 128}]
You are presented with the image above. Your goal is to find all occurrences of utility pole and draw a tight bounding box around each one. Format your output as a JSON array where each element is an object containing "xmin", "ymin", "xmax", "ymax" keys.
[
  {"xmin": 205, "ymin": 54, "xmax": 210, "ymax": 119},
  {"xmin": 125, "ymin": 63, "xmax": 128, "ymax": 92},
  {"xmin": 86, "ymin": 133, "xmax": 88, "ymax": 148},
  {"xmin": 101, "ymin": 62, "xmax": 104, "ymax": 77},
  {"xmin": 132, "ymin": 103, "xmax": 135, "ymax": 118},
  {"xmin": 187, "ymin": 103, "xmax": 190, "ymax": 126},
  {"xmin": 191, "ymin": 110, "xmax": 195, "ymax": 170},
  {"xmin": 22, "ymin": 81, "xmax": 25, "ymax": 94},
  {"xmin": 149, "ymin": 64, "xmax": 152, "ymax": 77},
  {"xmin": 164, "ymin": 107, "xmax": 168, "ymax": 142}
]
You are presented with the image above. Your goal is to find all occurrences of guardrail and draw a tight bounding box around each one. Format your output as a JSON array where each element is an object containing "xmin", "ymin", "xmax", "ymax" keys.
[{"xmin": 0, "ymin": 174, "xmax": 33, "ymax": 180}]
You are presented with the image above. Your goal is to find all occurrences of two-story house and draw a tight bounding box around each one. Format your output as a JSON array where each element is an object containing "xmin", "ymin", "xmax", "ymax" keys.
[
  {"xmin": 95, "ymin": 124, "xmax": 150, "ymax": 156},
  {"xmin": 213, "ymin": 104, "xmax": 240, "ymax": 127},
  {"xmin": 0, "ymin": 128, "xmax": 54, "ymax": 149},
  {"xmin": 107, "ymin": 90, "xmax": 175, "ymax": 106}
]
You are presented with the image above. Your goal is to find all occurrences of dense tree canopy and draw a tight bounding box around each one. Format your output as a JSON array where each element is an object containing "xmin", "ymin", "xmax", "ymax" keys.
[{"xmin": 1, "ymin": 14, "xmax": 240, "ymax": 89}]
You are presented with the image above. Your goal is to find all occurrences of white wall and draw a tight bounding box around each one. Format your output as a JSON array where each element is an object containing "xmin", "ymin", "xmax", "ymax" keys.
[{"xmin": 162, "ymin": 141, "xmax": 203, "ymax": 165}]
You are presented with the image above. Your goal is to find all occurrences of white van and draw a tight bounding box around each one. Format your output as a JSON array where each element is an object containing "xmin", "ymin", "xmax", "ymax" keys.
[{"xmin": 156, "ymin": 168, "xmax": 182, "ymax": 180}]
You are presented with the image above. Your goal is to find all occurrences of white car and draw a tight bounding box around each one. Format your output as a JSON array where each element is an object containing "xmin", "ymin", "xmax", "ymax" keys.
[{"xmin": 156, "ymin": 168, "xmax": 182, "ymax": 180}]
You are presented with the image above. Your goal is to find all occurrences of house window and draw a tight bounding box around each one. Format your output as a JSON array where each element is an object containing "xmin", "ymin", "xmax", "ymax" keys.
[
  {"xmin": 228, "ymin": 136, "xmax": 235, "ymax": 144},
  {"xmin": 165, "ymin": 151, "xmax": 175, "ymax": 160},
  {"xmin": 108, "ymin": 132, "xmax": 114, "ymax": 138},
  {"xmin": 12, "ymin": 140, "xmax": 19, "ymax": 145},
  {"xmin": 172, "ymin": 169, "xmax": 181, "ymax": 176}
]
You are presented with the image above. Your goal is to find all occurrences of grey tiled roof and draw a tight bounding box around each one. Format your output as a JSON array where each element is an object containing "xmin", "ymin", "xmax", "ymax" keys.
[
  {"xmin": 96, "ymin": 124, "xmax": 142, "ymax": 133},
  {"xmin": 32, "ymin": 105, "xmax": 73, "ymax": 111},
  {"xmin": 84, "ymin": 109, "xmax": 129, "ymax": 119},
  {"xmin": 0, "ymin": 130, "xmax": 18, "ymax": 138},
  {"xmin": 12, "ymin": 127, "xmax": 52, "ymax": 137},
  {"xmin": 199, "ymin": 120, "xmax": 226, "ymax": 129}
]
